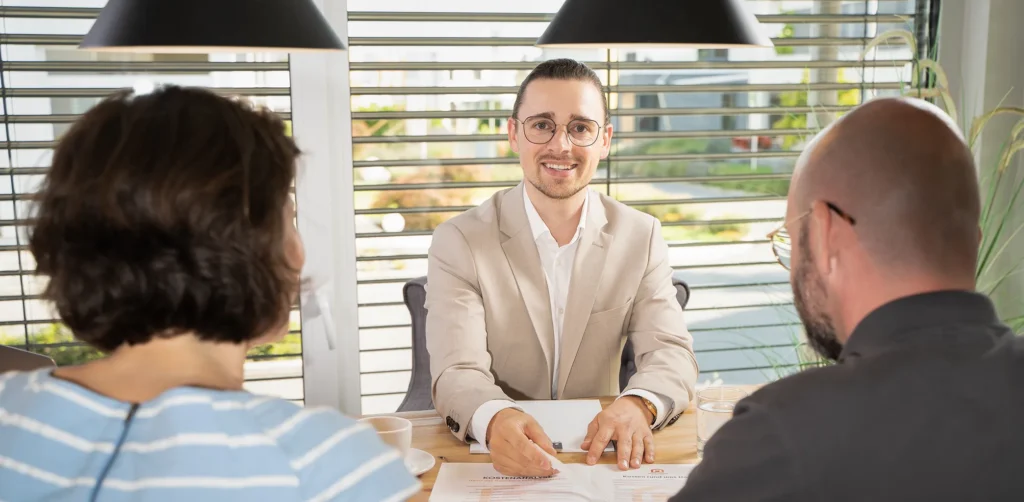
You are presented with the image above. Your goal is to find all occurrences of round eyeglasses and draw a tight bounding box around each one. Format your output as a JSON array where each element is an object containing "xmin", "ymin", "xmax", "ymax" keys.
[{"xmin": 513, "ymin": 115, "xmax": 602, "ymax": 147}]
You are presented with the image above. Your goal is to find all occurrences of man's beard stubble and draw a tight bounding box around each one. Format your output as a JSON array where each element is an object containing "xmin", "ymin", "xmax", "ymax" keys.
[
  {"xmin": 525, "ymin": 152, "xmax": 595, "ymax": 200},
  {"xmin": 529, "ymin": 177, "xmax": 587, "ymax": 200},
  {"xmin": 792, "ymin": 221, "xmax": 844, "ymax": 361}
]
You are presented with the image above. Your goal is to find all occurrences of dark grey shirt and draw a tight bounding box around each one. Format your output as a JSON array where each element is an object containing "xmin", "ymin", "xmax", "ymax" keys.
[{"xmin": 672, "ymin": 291, "xmax": 1022, "ymax": 502}]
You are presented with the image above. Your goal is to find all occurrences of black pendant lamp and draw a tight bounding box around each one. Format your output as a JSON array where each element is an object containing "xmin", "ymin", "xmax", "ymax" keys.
[
  {"xmin": 80, "ymin": 0, "xmax": 345, "ymax": 53},
  {"xmin": 536, "ymin": 0, "xmax": 772, "ymax": 48}
]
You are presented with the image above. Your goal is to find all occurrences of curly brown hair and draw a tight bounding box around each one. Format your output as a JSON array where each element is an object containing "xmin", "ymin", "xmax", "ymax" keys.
[{"xmin": 29, "ymin": 85, "xmax": 301, "ymax": 352}]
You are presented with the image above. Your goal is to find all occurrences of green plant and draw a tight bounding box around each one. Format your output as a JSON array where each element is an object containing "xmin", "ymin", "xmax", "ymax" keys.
[
  {"xmin": 771, "ymin": 10, "xmax": 799, "ymax": 57},
  {"xmin": 775, "ymin": 22, "xmax": 795, "ymax": 56},
  {"xmin": 352, "ymin": 103, "xmax": 405, "ymax": 138},
  {"xmin": 370, "ymin": 165, "xmax": 484, "ymax": 231},
  {"xmin": 771, "ymin": 69, "xmax": 861, "ymax": 150},
  {"xmin": 704, "ymin": 163, "xmax": 791, "ymax": 196},
  {"xmin": 632, "ymin": 204, "xmax": 749, "ymax": 242},
  {"xmin": 756, "ymin": 27, "xmax": 1024, "ymax": 381},
  {"xmin": 611, "ymin": 138, "xmax": 765, "ymax": 184},
  {"xmin": 617, "ymin": 138, "xmax": 711, "ymax": 156},
  {"xmin": 248, "ymin": 331, "xmax": 302, "ymax": 358},
  {"xmin": 706, "ymin": 219, "xmax": 747, "ymax": 238},
  {"xmin": 351, "ymin": 104, "xmax": 407, "ymax": 162},
  {"xmin": 861, "ymin": 29, "xmax": 1024, "ymax": 335},
  {"xmin": 633, "ymin": 204, "xmax": 698, "ymax": 223},
  {"xmin": 25, "ymin": 324, "xmax": 104, "ymax": 366},
  {"xmin": 2, "ymin": 320, "xmax": 303, "ymax": 366}
]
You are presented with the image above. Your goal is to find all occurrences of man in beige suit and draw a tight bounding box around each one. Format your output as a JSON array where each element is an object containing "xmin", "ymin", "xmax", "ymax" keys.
[{"xmin": 426, "ymin": 58, "xmax": 699, "ymax": 477}]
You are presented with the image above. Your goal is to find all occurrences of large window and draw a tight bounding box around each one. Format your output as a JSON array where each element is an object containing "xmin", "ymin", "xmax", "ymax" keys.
[
  {"xmin": 347, "ymin": 0, "xmax": 925, "ymax": 413},
  {"xmin": 0, "ymin": 2, "xmax": 303, "ymax": 403},
  {"xmin": 0, "ymin": 0, "xmax": 929, "ymax": 414}
]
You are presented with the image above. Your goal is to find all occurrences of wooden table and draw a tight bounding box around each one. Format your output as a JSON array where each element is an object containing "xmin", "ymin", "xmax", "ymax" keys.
[{"xmin": 383, "ymin": 396, "xmax": 704, "ymax": 501}]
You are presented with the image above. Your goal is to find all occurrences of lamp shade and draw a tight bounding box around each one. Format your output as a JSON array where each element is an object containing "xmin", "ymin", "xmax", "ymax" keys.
[
  {"xmin": 80, "ymin": 0, "xmax": 345, "ymax": 53},
  {"xmin": 536, "ymin": 0, "xmax": 773, "ymax": 48}
]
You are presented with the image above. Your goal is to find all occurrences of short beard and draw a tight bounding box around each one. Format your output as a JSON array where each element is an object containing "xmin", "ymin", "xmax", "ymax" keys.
[
  {"xmin": 792, "ymin": 220, "xmax": 843, "ymax": 361},
  {"xmin": 528, "ymin": 177, "xmax": 587, "ymax": 200}
]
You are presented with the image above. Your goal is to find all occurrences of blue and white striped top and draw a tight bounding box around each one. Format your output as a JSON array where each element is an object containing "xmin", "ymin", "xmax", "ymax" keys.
[{"xmin": 0, "ymin": 369, "xmax": 421, "ymax": 502}]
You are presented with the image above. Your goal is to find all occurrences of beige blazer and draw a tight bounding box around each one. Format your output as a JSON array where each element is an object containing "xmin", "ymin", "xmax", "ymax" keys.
[{"xmin": 425, "ymin": 184, "xmax": 698, "ymax": 441}]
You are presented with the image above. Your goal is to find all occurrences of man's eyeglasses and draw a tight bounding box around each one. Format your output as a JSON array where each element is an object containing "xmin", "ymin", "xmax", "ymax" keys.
[
  {"xmin": 766, "ymin": 201, "xmax": 856, "ymax": 270},
  {"xmin": 512, "ymin": 115, "xmax": 603, "ymax": 147}
]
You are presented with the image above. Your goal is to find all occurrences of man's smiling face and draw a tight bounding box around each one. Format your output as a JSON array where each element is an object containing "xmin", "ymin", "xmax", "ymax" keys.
[{"xmin": 508, "ymin": 78, "xmax": 612, "ymax": 200}]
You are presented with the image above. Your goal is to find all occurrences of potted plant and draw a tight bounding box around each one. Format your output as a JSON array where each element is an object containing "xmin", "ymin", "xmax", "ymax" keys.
[
  {"xmin": 862, "ymin": 28, "xmax": 1024, "ymax": 335},
  {"xmin": 760, "ymin": 27, "xmax": 1024, "ymax": 380}
]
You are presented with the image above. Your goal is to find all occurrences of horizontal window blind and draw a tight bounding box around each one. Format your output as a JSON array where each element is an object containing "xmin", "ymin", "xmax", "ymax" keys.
[
  {"xmin": 0, "ymin": 2, "xmax": 304, "ymax": 403},
  {"xmin": 348, "ymin": 0, "xmax": 928, "ymax": 413}
]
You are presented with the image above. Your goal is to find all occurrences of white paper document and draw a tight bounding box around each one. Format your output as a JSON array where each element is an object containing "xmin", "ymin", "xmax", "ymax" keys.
[
  {"xmin": 469, "ymin": 400, "xmax": 612, "ymax": 453},
  {"xmin": 429, "ymin": 462, "xmax": 694, "ymax": 501}
]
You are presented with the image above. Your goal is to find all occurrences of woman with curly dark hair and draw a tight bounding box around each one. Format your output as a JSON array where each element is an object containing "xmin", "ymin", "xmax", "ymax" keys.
[{"xmin": 0, "ymin": 85, "xmax": 419, "ymax": 502}]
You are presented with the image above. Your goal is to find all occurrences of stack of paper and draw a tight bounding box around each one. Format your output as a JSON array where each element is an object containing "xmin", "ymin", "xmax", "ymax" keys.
[
  {"xmin": 468, "ymin": 399, "xmax": 613, "ymax": 454},
  {"xmin": 429, "ymin": 462, "xmax": 694, "ymax": 501}
]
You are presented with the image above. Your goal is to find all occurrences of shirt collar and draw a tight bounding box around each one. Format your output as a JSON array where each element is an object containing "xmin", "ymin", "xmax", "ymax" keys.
[
  {"xmin": 838, "ymin": 290, "xmax": 1008, "ymax": 363},
  {"xmin": 522, "ymin": 182, "xmax": 589, "ymax": 242}
]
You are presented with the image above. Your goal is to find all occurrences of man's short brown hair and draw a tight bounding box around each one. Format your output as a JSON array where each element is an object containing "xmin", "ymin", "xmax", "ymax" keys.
[
  {"xmin": 512, "ymin": 58, "xmax": 609, "ymax": 123},
  {"xmin": 29, "ymin": 85, "xmax": 301, "ymax": 352}
]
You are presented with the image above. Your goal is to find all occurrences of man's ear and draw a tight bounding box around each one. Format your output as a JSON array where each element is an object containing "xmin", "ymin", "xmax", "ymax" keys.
[
  {"xmin": 809, "ymin": 200, "xmax": 835, "ymax": 278},
  {"xmin": 508, "ymin": 117, "xmax": 520, "ymax": 154},
  {"xmin": 599, "ymin": 123, "xmax": 613, "ymax": 159}
]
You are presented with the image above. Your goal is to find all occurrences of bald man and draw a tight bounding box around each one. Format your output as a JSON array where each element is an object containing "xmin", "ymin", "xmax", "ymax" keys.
[{"xmin": 670, "ymin": 97, "xmax": 1024, "ymax": 502}]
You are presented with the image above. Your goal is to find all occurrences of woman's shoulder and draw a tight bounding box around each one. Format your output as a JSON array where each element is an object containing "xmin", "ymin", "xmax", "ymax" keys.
[
  {"xmin": 247, "ymin": 398, "xmax": 362, "ymax": 446},
  {"xmin": 0, "ymin": 367, "xmax": 42, "ymax": 392},
  {"xmin": 0, "ymin": 370, "xmax": 420, "ymax": 500},
  {"xmin": 0, "ymin": 367, "xmax": 346, "ymax": 426},
  {"xmin": 0, "ymin": 368, "xmax": 134, "ymax": 418},
  {"xmin": 251, "ymin": 403, "xmax": 421, "ymax": 500}
]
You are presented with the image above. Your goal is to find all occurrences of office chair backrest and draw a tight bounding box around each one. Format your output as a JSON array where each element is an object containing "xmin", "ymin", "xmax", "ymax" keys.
[
  {"xmin": 396, "ymin": 275, "xmax": 691, "ymax": 412},
  {"xmin": 618, "ymin": 276, "xmax": 690, "ymax": 391},
  {"xmin": 395, "ymin": 276, "xmax": 432, "ymax": 412},
  {"xmin": 0, "ymin": 345, "xmax": 56, "ymax": 374}
]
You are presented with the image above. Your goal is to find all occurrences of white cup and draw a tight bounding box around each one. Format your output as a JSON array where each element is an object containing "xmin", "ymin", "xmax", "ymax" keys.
[{"xmin": 359, "ymin": 416, "xmax": 412, "ymax": 458}]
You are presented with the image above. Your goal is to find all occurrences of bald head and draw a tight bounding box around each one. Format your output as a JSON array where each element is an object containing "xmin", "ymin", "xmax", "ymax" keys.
[{"xmin": 791, "ymin": 97, "xmax": 979, "ymax": 280}]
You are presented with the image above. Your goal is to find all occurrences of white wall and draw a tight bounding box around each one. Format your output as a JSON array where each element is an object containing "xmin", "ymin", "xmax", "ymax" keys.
[
  {"xmin": 939, "ymin": 0, "xmax": 1024, "ymax": 326},
  {"xmin": 289, "ymin": 0, "xmax": 362, "ymax": 413}
]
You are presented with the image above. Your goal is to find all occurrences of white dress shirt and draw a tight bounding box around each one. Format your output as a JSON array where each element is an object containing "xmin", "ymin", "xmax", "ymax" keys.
[{"xmin": 468, "ymin": 185, "xmax": 669, "ymax": 443}]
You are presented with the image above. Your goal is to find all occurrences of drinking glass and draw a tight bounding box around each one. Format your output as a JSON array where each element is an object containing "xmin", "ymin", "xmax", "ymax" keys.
[{"xmin": 696, "ymin": 386, "xmax": 748, "ymax": 459}]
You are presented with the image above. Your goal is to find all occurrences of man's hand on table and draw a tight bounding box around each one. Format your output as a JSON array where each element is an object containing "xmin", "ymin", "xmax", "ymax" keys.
[
  {"xmin": 581, "ymin": 396, "xmax": 655, "ymax": 470},
  {"xmin": 486, "ymin": 408, "xmax": 559, "ymax": 477}
]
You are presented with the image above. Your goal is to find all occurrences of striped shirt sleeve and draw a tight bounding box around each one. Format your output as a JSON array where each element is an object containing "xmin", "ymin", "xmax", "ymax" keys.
[{"xmin": 261, "ymin": 402, "xmax": 421, "ymax": 502}]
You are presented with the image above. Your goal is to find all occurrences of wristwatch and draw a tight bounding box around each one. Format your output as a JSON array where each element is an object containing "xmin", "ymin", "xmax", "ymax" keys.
[{"xmin": 639, "ymin": 397, "xmax": 657, "ymax": 426}]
